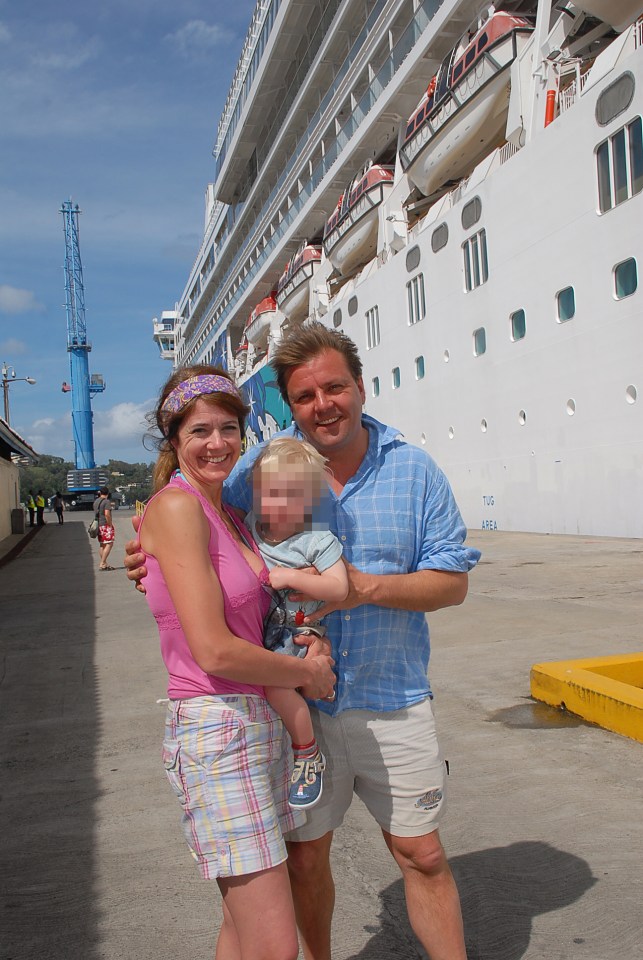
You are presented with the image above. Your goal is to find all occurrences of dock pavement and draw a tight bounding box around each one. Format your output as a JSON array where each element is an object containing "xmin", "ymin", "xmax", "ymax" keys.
[{"xmin": 0, "ymin": 510, "xmax": 641, "ymax": 960}]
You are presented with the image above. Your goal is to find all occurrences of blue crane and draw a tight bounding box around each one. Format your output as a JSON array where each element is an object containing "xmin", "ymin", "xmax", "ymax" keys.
[{"xmin": 60, "ymin": 199, "xmax": 108, "ymax": 507}]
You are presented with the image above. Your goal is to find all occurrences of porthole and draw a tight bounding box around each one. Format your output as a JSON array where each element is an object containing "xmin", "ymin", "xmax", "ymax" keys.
[
  {"xmin": 431, "ymin": 222, "xmax": 449, "ymax": 253},
  {"xmin": 473, "ymin": 327, "xmax": 486, "ymax": 356},
  {"xmin": 392, "ymin": 367, "xmax": 401, "ymax": 389},
  {"xmin": 519, "ymin": 410, "xmax": 527, "ymax": 425},
  {"xmin": 333, "ymin": 309, "xmax": 342, "ymax": 328},
  {"xmin": 443, "ymin": 350, "xmax": 450, "ymax": 362},
  {"xmin": 480, "ymin": 418, "xmax": 488, "ymax": 432},
  {"xmin": 372, "ymin": 376, "xmax": 380, "ymax": 398},
  {"xmin": 415, "ymin": 355, "xmax": 425, "ymax": 380},
  {"xmin": 626, "ymin": 384, "xmax": 637, "ymax": 403},
  {"xmin": 596, "ymin": 72, "xmax": 635, "ymax": 126},
  {"xmin": 461, "ymin": 196, "xmax": 482, "ymax": 230},
  {"xmin": 614, "ymin": 257, "xmax": 638, "ymax": 299},
  {"xmin": 420, "ymin": 432, "xmax": 427, "ymax": 445},
  {"xmin": 448, "ymin": 426, "xmax": 455, "ymax": 439},
  {"xmin": 511, "ymin": 309, "xmax": 526, "ymax": 341},
  {"xmin": 406, "ymin": 246, "xmax": 421, "ymax": 272},
  {"xmin": 348, "ymin": 296, "xmax": 358, "ymax": 316},
  {"xmin": 557, "ymin": 286, "xmax": 576, "ymax": 322},
  {"xmin": 566, "ymin": 399, "xmax": 576, "ymax": 416}
]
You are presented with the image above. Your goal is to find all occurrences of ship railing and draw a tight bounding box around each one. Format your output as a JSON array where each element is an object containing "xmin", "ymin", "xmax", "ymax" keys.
[
  {"xmin": 181, "ymin": 0, "xmax": 450, "ymax": 363},
  {"xmin": 558, "ymin": 67, "xmax": 589, "ymax": 116},
  {"xmin": 635, "ymin": 16, "xmax": 643, "ymax": 49}
]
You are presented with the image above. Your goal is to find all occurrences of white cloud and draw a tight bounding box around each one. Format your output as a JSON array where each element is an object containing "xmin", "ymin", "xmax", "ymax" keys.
[
  {"xmin": 24, "ymin": 399, "xmax": 156, "ymax": 462},
  {"xmin": 0, "ymin": 337, "xmax": 27, "ymax": 355},
  {"xmin": 166, "ymin": 20, "xmax": 234, "ymax": 57},
  {"xmin": 0, "ymin": 285, "xmax": 45, "ymax": 314},
  {"xmin": 0, "ymin": 23, "xmax": 11, "ymax": 43}
]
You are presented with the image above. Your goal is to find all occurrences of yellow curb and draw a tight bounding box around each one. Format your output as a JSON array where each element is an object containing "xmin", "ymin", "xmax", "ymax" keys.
[{"xmin": 530, "ymin": 653, "xmax": 643, "ymax": 744}]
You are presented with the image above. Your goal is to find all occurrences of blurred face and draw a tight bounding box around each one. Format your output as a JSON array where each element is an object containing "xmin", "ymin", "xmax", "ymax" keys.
[
  {"xmin": 283, "ymin": 349, "xmax": 366, "ymax": 457},
  {"xmin": 254, "ymin": 463, "xmax": 318, "ymax": 540},
  {"xmin": 173, "ymin": 398, "xmax": 242, "ymax": 491}
]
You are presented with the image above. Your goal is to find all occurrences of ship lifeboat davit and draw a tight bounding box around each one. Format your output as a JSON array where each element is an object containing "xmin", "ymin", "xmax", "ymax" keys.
[
  {"xmin": 399, "ymin": 10, "xmax": 534, "ymax": 197},
  {"xmin": 276, "ymin": 243, "xmax": 322, "ymax": 322},
  {"xmin": 244, "ymin": 294, "xmax": 278, "ymax": 349},
  {"xmin": 571, "ymin": 1, "xmax": 641, "ymax": 32},
  {"xmin": 323, "ymin": 164, "xmax": 394, "ymax": 277}
]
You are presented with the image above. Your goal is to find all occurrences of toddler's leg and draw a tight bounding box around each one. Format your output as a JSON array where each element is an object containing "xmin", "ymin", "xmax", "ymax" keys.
[
  {"xmin": 265, "ymin": 687, "xmax": 326, "ymax": 811},
  {"xmin": 266, "ymin": 687, "xmax": 313, "ymax": 744}
]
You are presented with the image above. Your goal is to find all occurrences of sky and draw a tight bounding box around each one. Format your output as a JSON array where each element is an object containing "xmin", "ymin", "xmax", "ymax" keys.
[{"xmin": 0, "ymin": 0, "xmax": 257, "ymax": 463}]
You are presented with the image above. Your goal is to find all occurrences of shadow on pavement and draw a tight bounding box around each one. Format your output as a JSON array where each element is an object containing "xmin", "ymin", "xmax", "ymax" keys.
[
  {"xmin": 348, "ymin": 840, "xmax": 596, "ymax": 959},
  {"xmin": 0, "ymin": 522, "xmax": 100, "ymax": 960}
]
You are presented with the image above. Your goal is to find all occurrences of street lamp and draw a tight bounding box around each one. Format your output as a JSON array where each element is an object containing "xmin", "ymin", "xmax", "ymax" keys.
[{"xmin": 1, "ymin": 362, "xmax": 36, "ymax": 427}]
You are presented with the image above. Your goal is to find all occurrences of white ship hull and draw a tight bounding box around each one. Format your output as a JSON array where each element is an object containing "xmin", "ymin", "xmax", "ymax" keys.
[{"xmin": 163, "ymin": 1, "xmax": 643, "ymax": 538}]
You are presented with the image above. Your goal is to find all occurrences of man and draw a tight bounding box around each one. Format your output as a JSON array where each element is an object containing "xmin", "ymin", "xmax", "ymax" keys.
[
  {"xmin": 126, "ymin": 323, "xmax": 479, "ymax": 959},
  {"xmin": 35, "ymin": 490, "xmax": 46, "ymax": 526},
  {"xmin": 26, "ymin": 491, "xmax": 36, "ymax": 528}
]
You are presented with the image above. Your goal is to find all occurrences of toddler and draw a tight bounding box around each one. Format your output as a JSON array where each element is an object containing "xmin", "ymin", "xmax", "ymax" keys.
[{"xmin": 246, "ymin": 437, "xmax": 348, "ymax": 808}]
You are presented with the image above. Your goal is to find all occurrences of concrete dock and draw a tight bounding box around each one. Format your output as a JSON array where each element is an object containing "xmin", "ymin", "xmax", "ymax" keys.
[{"xmin": 1, "ymin": 512, "xmax": 641, "ymax": 959}]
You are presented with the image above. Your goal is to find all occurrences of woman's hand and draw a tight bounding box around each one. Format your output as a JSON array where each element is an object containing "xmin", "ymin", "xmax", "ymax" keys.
[
  {"xmin": 124, "ymin": 515, "xmax": 148, "ymax": 593},
  {"xmin": 299, "ymin": 651, "xmax": 336, "ymax": 702}
]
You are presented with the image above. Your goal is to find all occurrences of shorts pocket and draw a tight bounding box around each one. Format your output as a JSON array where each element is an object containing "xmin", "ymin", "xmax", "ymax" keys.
[{"xmin": 162, "ymin": 738, "xmax": 186, "ymax": 805}]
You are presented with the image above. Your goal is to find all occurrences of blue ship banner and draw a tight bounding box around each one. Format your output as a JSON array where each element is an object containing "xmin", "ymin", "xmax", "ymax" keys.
[{"xmin": 241, "ymin": 364, "xmax": 292, "ymax": 447}]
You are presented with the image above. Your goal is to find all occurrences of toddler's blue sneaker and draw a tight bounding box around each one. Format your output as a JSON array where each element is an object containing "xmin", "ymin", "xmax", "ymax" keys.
[{"xmin": 288, "ymin": 750, "xmax": 326, "ymax": 809}]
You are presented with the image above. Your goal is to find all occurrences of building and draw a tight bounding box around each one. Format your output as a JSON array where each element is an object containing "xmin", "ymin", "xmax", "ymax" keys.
[{"xmin": 0, "ymin": 418, "xmax": 39, "ymax": 540}]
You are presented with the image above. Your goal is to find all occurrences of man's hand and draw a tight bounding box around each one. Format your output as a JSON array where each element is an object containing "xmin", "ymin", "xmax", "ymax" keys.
[{"xmin": 124, "ymin": 514, "xmax": 148, "ymax": 594}]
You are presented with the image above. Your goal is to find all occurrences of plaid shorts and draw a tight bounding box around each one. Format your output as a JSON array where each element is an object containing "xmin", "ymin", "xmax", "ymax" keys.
[{"xmin": 163, "ymin": 695, "xmax": 305, "ymax": 879}]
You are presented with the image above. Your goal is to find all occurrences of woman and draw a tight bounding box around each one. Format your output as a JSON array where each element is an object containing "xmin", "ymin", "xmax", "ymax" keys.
[
  {"xmin": 93, "ymin": 486, "xmax": 115, "ymax": 570},
  {"xmin": 139, "ymin": 365, "xmax": 335, "ymax": 960}
]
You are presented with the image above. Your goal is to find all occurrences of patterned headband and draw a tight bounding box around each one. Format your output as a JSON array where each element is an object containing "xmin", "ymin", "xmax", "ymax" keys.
[{"xmin": 161, "ymin": 374, "xmax": 242, "ymax": 415}]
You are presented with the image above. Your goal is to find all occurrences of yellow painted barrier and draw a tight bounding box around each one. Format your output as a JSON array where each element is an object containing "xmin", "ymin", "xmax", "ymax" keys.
[{"xmin": 531, "ymin": 653, "xmax": 643, "ymax": 744}]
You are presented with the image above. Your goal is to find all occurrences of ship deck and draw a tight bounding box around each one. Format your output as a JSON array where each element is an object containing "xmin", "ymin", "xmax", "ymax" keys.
[{"xmin": 1, "ymin": 517, "xmax": 641, "ymax": 959}]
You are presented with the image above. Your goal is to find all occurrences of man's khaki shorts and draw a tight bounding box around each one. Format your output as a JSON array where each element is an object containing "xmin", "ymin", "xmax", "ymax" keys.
[{"xmin": 286, "ymin": 698, "xmax": 446, "ymax": 841}]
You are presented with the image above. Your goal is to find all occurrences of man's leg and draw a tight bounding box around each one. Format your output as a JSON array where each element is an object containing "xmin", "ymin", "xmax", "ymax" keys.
[
  {"xmin": 286, "ymin": 832, "xmax": 335, "ymax": 960},
  {"xmin": 383, "ymin": 829, "xmax": 466, "ymax": 960}
]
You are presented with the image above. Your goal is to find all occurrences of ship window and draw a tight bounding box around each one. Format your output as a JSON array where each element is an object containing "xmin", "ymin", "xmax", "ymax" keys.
[
  {"xmin": 406, "ymin": 246, "xmax": 421, "ymax": 272},
  {"xmin": 333, "ymin": 309, "xmax": 342, "ymax": 328},
  {"xmin": 511, "ymin": 309, "xmax": 526, "ymax": 341},
  {"xmin": 406, "ymin": 122, "xmax": 414, "ymax": 139},
  {"xmin": 596, "ymin": 116, "xmax": 643, "ymax": 212},
  {"xmin": 392, "ymin": 367, "xmax": 401, "ymax": 389},
  {"xmin": 453, "ymin": 62, "xmax": 463, "ymax": 83},
  {"xmin": 415, "ymin": 107, "xmax": 425, "ymax": 127},
  {"xmin": 596, "ymin": 72, "xmax": 635, "ymax": 126},
  {"xmin": 614, "ymin": 258, "xmax": 637, "ymax": 299},
  {"xmin": 348, "ymin": 296, "xmax": 358, "ymax": 316},
  {"xmin": 465, "ymin": 48, "xmax": 475, "ymax": 68},
  {"xmin": 477, "ymin": 32, "xmax": 488, "ymax": 54},
  {"xmin": 463, "ymin": 229, "xmax": 488, "ymax": 291},
  {"xmin": 557, "ymin": 286, "xmax": 576, "ymax": 322},
  {"xmin": 415, "ymin": 356, "xmax": 425, "ymax": 380},
  {"xmin": 407, "ymin": 274, "xmax": 426, "ymax": 325},
  {"xmin": 431, "ymin": 222, "xmax": 449, "ymax": 252},
  {"xmin": 372, "ymin": 376, "xmax": 380, "ymax": 397},
  {"xmin": 366, "ymin": 306, "xmax": 380, "ymax": 350},
  {"xmin": 461, "ymin": 196, "xmax": 482, "ymax": 229},
  {"xmin": 473, "ymin": 327, "xmax": 486, "ymax": 356}
]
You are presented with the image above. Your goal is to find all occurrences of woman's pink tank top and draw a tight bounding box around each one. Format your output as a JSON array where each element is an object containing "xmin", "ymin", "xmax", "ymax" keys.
[{"xmin": 141, "ymin": 474, "xmax": 270, "ymax": 700}]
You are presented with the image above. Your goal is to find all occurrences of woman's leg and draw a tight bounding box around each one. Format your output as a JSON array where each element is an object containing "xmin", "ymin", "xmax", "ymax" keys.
[{"xmin": 217, "ymin": 862, "xmax": 299, "ymax": 960}]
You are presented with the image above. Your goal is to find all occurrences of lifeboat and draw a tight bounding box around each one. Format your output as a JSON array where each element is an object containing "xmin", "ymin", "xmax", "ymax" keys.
[
  {"xmin": 572, "ymin": 2, "xmax": 641, "ymax": 32},
  {"xmin": 276, "ymin": 243, "xmax": 322, "ymax": 322},
  {"xmin": 323, "ymin": 163, "xmax": 394, "ymax": 277},
  {"xmin": 399, "ymin": 9, "xmax": 534, "ymax": 197},
  {"xmin": 244, "ymin": 293, "xmax": 278, "ymax": 349}
]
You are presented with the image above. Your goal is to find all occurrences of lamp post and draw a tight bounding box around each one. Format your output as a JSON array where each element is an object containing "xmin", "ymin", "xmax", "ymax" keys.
[{"xmin": 1, "ymin": 362, "xmax": 36, "ymax": 427}]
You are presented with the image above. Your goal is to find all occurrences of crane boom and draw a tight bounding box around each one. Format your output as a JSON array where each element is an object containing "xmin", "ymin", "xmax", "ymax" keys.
[{"xmin": 60, "ymin": 200, "xmax": 108, "ymax": 506}]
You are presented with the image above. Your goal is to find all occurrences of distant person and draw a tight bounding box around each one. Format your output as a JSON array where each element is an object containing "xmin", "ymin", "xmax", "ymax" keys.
[
  {"xmin": 93, "ymin": 487, "xmax": 115, "ymax": 571},
  {"xmin": 52, "ymin": 492, "xmax": 65, "ymax": 525},
  {"xmin": 35, "ymin": 491, "xmax": 46, "ymax": 526},
  {"xmin": 26, "ymin": 491, "xmax": 35, "ymax": 528}
]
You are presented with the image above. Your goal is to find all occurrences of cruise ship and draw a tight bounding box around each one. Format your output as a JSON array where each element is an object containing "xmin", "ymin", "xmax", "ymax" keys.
[{"xmin": 152, "ymin": 0, "xmax": 643, "ymax": 538}]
